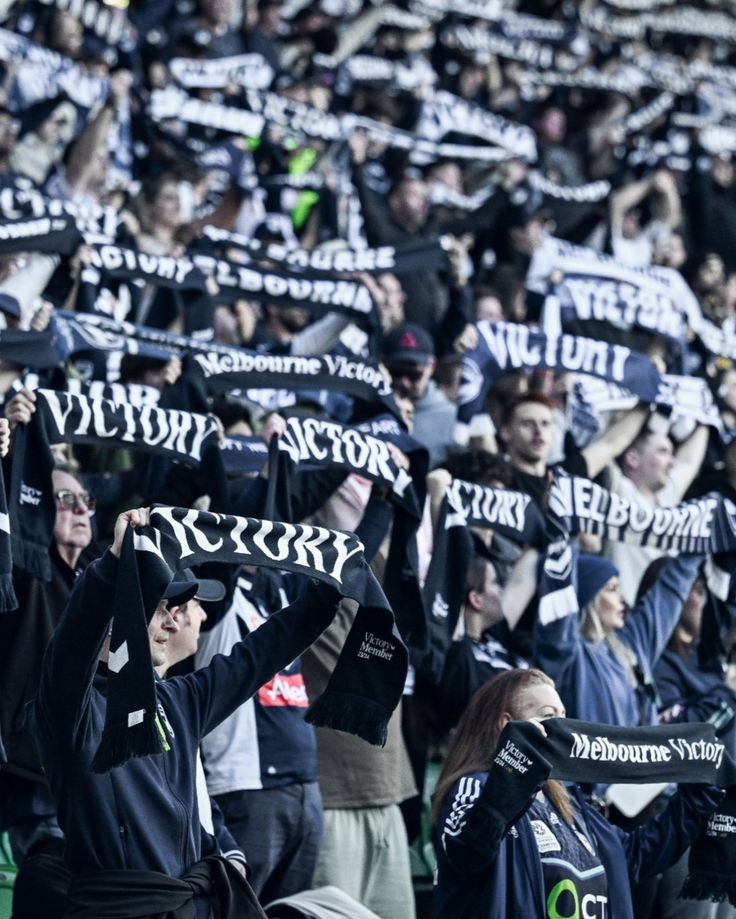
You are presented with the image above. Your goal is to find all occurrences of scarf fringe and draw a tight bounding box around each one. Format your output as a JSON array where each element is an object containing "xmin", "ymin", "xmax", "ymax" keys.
[
  {"xmin": 306, "ymin": 691, "xmax": 389, "ymax": 747},
  {"xmin": 679, "ymin": 872, "xmax": 736, "ymax": 906},
  {"xmin": 11, "ymin": 536, "xmax": 51, "ymax": 582},
  {"xmin": 0, "ymin": 574, "xmax": 18, "ymax": 612},
  {"xmin": 91, "ymin": 716, "xmax": 163, "ymax": 774}
]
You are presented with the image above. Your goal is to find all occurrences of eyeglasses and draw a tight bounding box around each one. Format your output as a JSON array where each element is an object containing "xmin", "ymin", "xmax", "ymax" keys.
[{"xmin": 55, "ymin": 490, "xmax": 96, "ymax": 512}]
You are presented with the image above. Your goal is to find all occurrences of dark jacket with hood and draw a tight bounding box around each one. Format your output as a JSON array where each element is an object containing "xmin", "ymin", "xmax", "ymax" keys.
[{"xmin": 30, "ymin": 550, "xmax": 339, "ymax": 918}]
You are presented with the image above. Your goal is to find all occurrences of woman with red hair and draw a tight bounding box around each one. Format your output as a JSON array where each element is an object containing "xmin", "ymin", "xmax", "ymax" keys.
[{"xmin": 432, "ymin": 669, "xmax": 720, "ymax": 919}]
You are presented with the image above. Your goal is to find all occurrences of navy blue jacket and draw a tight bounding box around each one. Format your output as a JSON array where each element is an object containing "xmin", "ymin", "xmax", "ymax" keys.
[
  {"xmin": 655, "ymin": 649, "xmax": 736, "ymax": 757},
  {"xmin": 31, "ymin": 550, "xmax": 339, "ymax": 885},
  {"xmin": 434, "ymin": 771, "xmax": 720, "ymax": 919}
]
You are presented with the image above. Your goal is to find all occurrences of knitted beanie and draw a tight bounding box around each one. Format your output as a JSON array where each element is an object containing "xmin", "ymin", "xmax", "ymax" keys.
[{"xmin": 577, "ymin": 553, "xmax": 619, "ymax": 609}]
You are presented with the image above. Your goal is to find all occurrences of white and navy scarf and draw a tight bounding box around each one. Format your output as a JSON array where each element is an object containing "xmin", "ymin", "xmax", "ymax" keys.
[
  {"xmin": 8, "ymin": 389, "xmax": 222, "ymax": 579},
  {"xmin": 201, "ymin": 225, "xmax": 449, "ymax": 276},
  {"xmin": 94, "ymin": 507, "xmax": 408, "ymax": 771},
  {"xmin": 169, "ymin": 53, "xmax": 274, "ymax": 91},
  {"xmin": 266, "ymin": 414, "xmax": 428, "ymax": 650},
  {"xmin": 457, "ymin": 320, "xmax": 661, "ymax": 423}
]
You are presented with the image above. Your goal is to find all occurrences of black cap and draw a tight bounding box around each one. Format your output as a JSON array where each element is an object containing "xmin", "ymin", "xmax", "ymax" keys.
[
  {"xmin": 382, "ymin": 322, "xmax": 434, "ymax": 365},
  {"xmin": 165, "ymin": 567, "xmax": 226, "ymax": 605},
  {"xmin": 164, "ymin": 579, "xmax": 198, "ymax": 605}
]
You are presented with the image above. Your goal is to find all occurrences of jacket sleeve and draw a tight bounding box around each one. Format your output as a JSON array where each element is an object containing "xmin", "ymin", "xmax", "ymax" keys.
[
  {"xmin": 35, "ymin": 551, "xmax": 119, "ymax": 749},
  {"xmin": 533, "ymin": 595, "xmax": 587, "ymax": 688},
  {"xmin": 621, "ymin": 555, "xmax": 703, "ymax": 670},
  {"xmin": 352, "ymin": 163, "xmax": 405, "ymax": 247},
  {"xmin": 437, "ymin": 773, "xmax": 511, "ymax": 873},
  {"xmin": 621, "ymin": 785, "xmax": 723, "ymax": 882},
  {"xmin": 210, "ymin": 798, "xmax": 247, "ymax": 867},
  {"xmin": 174, "ymin": 580, "xmax": 342, "ymax": 739}
]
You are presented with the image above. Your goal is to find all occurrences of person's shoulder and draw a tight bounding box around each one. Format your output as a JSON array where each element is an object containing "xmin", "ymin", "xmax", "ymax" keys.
[{"xmin": 443, "ymin": 771, "xmax": 489, "ymax": 816}]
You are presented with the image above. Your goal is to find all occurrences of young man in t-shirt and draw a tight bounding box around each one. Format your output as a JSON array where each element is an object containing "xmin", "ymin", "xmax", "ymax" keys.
[{"xmin": 500, "ymin": 393, "xmax": 650, "ymax": 507}]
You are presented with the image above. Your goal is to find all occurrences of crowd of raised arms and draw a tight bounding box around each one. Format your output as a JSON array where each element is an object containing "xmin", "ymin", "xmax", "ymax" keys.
[{"xmin": 5, "ymin": 1, "xmax": 736, "ymax": 918}]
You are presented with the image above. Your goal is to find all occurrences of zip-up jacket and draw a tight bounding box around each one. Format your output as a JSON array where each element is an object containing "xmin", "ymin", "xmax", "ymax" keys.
[
  {"xmin": 434, "ymin": 770, "xmax": 721, "ymax": 919},
  {"xmin": 31, "ymin": 550, "xmax": 340, "ymax": 904}
]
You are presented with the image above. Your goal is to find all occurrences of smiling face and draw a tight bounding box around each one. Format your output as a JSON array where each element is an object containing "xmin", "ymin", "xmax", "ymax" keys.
[
  {"xmin": 164, "ymin": 599, "xmax": 207, "ymax": 667},
  {"xmin": 625, "ymin": 432, "xmax": 675, "ymax": 493},
  {"xmin": 148, "ymin": 599, "xmax": 180, "ymax": 668}
]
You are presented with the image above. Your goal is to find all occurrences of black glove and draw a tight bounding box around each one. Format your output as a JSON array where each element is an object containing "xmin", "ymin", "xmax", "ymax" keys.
[{"xmin": 463, "ymin": 720, "xmax": 553, "ymax": 850}]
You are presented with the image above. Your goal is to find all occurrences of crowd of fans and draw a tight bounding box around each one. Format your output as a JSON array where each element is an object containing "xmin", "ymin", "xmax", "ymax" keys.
[{"xmin": 3, "ymin": 0, "xmax": 736, "ymax": 917}]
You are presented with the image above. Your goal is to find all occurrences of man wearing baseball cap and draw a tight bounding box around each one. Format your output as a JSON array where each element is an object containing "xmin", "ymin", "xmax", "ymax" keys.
[{"xmin": 382, "ymin": 322, "xmax": 457, "ymax": 466}]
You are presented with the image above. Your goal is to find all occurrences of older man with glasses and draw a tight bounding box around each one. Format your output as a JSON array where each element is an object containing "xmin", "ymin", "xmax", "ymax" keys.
[{"xmin": 0, "ymin": 392, "xmax": 99, "ymax": 919}]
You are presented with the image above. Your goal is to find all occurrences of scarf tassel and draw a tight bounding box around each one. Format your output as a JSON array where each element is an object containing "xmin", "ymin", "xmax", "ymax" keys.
[
  {"xmin": 0, "ymin": 574, "xmax": 17, "ymax": 612},
  {"xmin": 11, "ymin": 536, "xmax": 51, "ymax": 582},
  {"xmin": 91, "ymin": 715, "xmax": 164, "ymax": 774},
  {"xmin": 680, "ymin": 872, "xmax": 736, "ymax": 907},
  {"xmin": 307, "ymin": 691, "xmax": 389, "ymax": 747}
]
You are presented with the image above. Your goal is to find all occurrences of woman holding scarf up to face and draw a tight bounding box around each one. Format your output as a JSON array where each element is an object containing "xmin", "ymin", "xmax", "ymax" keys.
[{"xmin": 431, "ymin": 669, "xmax": 721, "ymax": 919}]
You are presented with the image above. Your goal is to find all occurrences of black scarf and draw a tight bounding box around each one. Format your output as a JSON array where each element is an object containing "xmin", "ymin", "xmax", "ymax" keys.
[
  {"xmin": 65, "ymin": 855, "xmax": 265, "ymax": 918},
  {"xmin": 52, "ymin": 310, "xmax": 403, "ymax": 418},
  {"xmin": 458, "ymin": 320, "xmax": 661, "ymax": 423},
  {"xmin": 94, "ymin": 507, "xmax": 407, "ymax": 772},
  {"xmin": 681, "ymin": 791, "xmax": 736, "ymax": 907},
  {"xmin": 530, "ymin": 236, "xmax": 736, "ymax": 362},
  {"xmin": 440, "ymin": 24, "xmax": 557, "ymax": 69},
  {"xmin": 528, "ymin": 173, "xmax": 611, "ymax": 204},
  {"xmin": 512, "ymin": 718, "xmax": 736, "ymax": 905},
  {"xmin": 187, "ymin": 349, "xmax": 403, "ymax": 419},
  {"xmin": 416, "ymin": 90, "xmax": 537, "ymax": 161},
  {"xmin": 0, "ymin": 327, "xmax": 60, "ymax": 371},
  {"xmin": 0, "ymin": 187, "xmax": 120, "ymax": 238},
  {"xmin": 200, "ymin": 225, "xmax": 450, "ymax": 276},
  {"xmin": 541, "ymin": 718, "xmax": 732, "ymax": 784},
  {"xmin": 0, "ymin": 214, "xmax": 81, "ymax": 255},
  {"xmin": 548, "ymin": 273, "xmax": 687, "ymax": 343},
  {"xmin": 340, "ymin": 54, "xmax": 437, "ymax": 92},
  {"xmin": 266, "ymin": 414, "xmax": 428, "ymax": 649},
  {"xmin": 419, "ymin": 479, "xmax": 544, "ymax": 684},
  {"xmin": 8, "ymin": 389, "xmax": 222, "ymax": 578},
  {"xmin": 190, "ymin": 252, "xmax": 379, "ymax": 326},
  {"xmin": 566, "ymin": 374, "xmax": 721, "ymax": 444},
  {"xmin": 537, "ymin": 472, "xmax": 736, "ymax": 628},
  {"xmin": 0, "ymin": 28, "xmax": 109, "ymax": 110},
  {"xmin": 220, "ymin": 435, "xmax": 269, "ymax": 475},
  {"xmin": 88, "ymin": 244, "xmax": 208, "ymax": 293}
]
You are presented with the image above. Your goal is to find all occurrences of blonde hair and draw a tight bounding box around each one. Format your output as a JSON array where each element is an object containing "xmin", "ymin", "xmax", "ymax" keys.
[{"xmin": 580, "ymin": 600, "xmax": 639, "ymax": 691}]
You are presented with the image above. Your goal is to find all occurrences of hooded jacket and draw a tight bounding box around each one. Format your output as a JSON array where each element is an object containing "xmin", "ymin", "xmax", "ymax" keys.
[{"xmin": 30, "ymin": 550, "xmax": 339, "ymax": 918}]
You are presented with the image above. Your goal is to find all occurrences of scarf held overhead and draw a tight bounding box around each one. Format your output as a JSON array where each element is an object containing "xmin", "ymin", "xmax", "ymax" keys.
[{"xmin": 94, "ymin": 508, "xmax": 408, "ymax": 772}]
